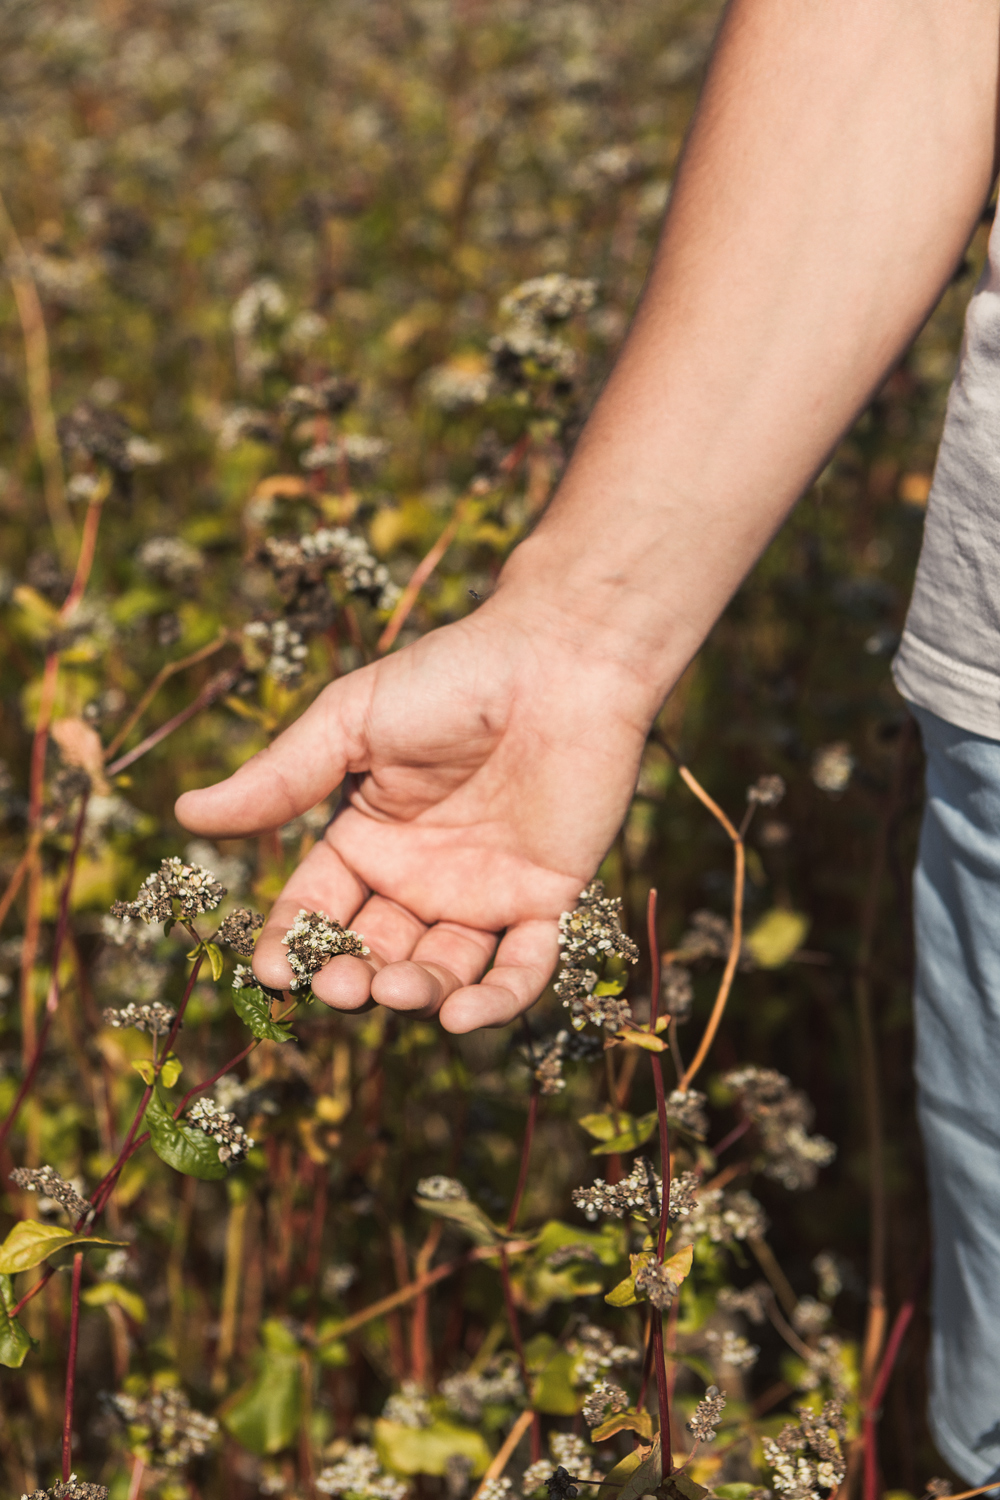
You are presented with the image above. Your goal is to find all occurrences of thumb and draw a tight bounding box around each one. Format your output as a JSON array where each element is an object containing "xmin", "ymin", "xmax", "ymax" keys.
[{"xmin": 174, "ymin": 669, "xmax": 371, "ymax": 838}]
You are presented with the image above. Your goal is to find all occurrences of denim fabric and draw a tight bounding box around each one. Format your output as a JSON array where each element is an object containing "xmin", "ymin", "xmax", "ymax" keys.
[{"xmin": 912, "ymin": 703, "xmax": 1000, "ymax": 1484}]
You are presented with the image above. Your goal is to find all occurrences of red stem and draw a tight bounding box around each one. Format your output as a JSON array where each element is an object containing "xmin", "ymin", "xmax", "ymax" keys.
[
  {"xmin": 711, "ymin": 1117, "xmax": 751, "ymax": 1158},
  {"xmin": 863, "ymin": 1294, "xmax": 918, "ymax": 1500},
  {"xmin": 62, "ymin": 1249, "xmax": 84, "ymax": 1480},
  {"xmin": 0, "ymin": 793, "xmax": 90, "ymax": 1148},
  {"xmin": 507, "ymin": 1089, "xmax": 539, "ymax": 1233},
  {"xmin": 105, "ymin": 667, "xmax": 240, "ymax": 776},
  {"xmin": 646, "ymin": 889, "xmax": 673, "ymax": 1472}
]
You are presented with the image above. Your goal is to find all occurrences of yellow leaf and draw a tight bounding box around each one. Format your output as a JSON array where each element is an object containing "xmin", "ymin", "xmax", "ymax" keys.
[{"xmin": 744, "ymin": 908, "xmax": 810, "ymax": 969}]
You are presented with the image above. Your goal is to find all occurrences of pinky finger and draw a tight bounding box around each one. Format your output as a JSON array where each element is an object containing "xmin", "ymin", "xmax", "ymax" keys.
[{"xmin": 437, "ymin": 919, "xmax": 559, "ymax": 1033}]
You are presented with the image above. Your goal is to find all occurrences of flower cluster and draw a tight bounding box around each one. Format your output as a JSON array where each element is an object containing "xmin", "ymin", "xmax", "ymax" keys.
[
  {"xmin": 635, "ymin": 1257, "xmax": 681, "ymax": 1310},
  {"xmin": 550, "ymin": 1433, "xmax": 601, "ymax": 1482},
  {"xmin": 243, "ymin": 618, "xmax": 310, "ymax": 686},
  {"xmin": 675, "ymin": 909, "xmax": 735, "ymax": 963},
  {"xmin": 747, "ymin": 773, "xmax": 787, "ymax": 808},
  {"xmin": 675, "ymin": 1188, "xmax": 769, "ymax": 1249},
  {"xmin": 282, "ymin": 908, "xmax": 369, "ymax": 990},
  {"xmin": 582, "ymin": 1380, "xmax": 629, "ymax": 1428},
  {"xmin": 526, "ymin": 1028, "xmax": 604, "ymax": 1095},
  {"xmin": 185, "ymin": 1098, "xmax": 253, "ymax": 1164},
  {"xmin": 724, "ymin": 1066, "xmax": 836, "ymax": 1191},
  {"xmin": 792, "ymin": 1297, "xmax": 831, "ymax": 1335},
  {"xmin": 718, "ymin": 1282, "xmax": 771, "ymax": 1324},
  {"xmin": 660, "ymin": 963, "xmax": 693, "ymax": 1022},
  {"xmin": 416, "ymin": 1175, "xmax": 467, "ymax": 1202},
  {"xmin": 800, "ymin": 1336, "xmax": 851, "ymax": 1397},
  {"xmin": 568, "ymin": 1324, "xmax": 639, "ymax": 1388},
  {"xmin": 762, "ymin": 1401, "xmax": 846, "ymax": 1497},
  {"xmin": 102, "ymin": 1001, "xmax": 177, "ymax": 1035},
  {"xmin": 10, "ymin": 1165, "xmax": 89, "ymax": 1221},
  {"xmin": 107, "ymin": 1385, "xmax": 218, "ymax": 1466},
  {"xmin": 439, "ymin": 1356, "xmax": 523, "ymax": 1422},
  {"xmin": 137, "ymin": 536, "xmax": 203, "ymax": 588},
  {"xmin": 667, "ymin": 1087, "xmax": 709, "ymax": 1137},
  {"xmin": 476, "ymin": 1482, "xmax": 512, "ymax": 1500},
  {"xmin": 111, "ymin": 858, "xmax": 226, "ymax": 925},
  {"xmin": 705, "ymin": 1328, "xmax": 759, "ymax": 1370},
  {"xmin": 554, "ymin": 880, "xmax": 638, "ymax": 1030},
  {"xmin": 23, "ymin": 1482, "xmax": 108, "ymax": 1500},
  {"xmin": 572, "ymin": 1155, "xmax": 660, "ymax": 1222},
  {"xmin": 811, "ymin": 743, "xmax": 854, "ymax": 795},
  {"xmin": 688, "ymin": 1385, "xmax": 726, "ymax": 1444},
  {"xmin": 315, "ymin": 1445, "xmax": 408, "ymax": 1500},
  {"xmin": 215, "ymin": 907, "xmax": 266, "ymax": 957},
  {"xmin": 382, "ymin": 1381, "xmax": 432, "ymax": 1429}
]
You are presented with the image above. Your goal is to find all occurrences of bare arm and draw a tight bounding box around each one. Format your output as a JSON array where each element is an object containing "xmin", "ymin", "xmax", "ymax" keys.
[{"xmin": 177, "ymin": 0, "xmax": 1000, "ymax": 1030}]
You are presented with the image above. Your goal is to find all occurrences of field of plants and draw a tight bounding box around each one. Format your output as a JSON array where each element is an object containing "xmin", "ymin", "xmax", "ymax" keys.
[{"xmin": 0, "ymin": 1, "xmax": 985, "ymax": 1497}]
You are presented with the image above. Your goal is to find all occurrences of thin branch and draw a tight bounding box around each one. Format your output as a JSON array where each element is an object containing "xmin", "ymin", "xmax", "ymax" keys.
[
  {"xmin": 471, "ymin": 1409, "xmax": 535, "ymax": 1500},
  {"xmin": 103, "ymin": 632, "xmax": 231, "ymax": 761},
  {"xmin": 105, "ymin": 666, "xmax": 241, "ymax": 777},
  {"xmin": 657, "ymin": 749, "xmax": 745, "ymax": 1092},
  {"xmin": 377, "ymin": 506, "xmax": 466, "ymax": 654},
  {"xmin": 0, "ymin": 187, "xmax": 75, "ymax": 567},
  {"xmin": 313, "ymin": 1240, "xmax": 535, "ymax": 1345},
  {"xmin": 61, "ymin": 1250, "xmax": 84, "ymax": 1481}
]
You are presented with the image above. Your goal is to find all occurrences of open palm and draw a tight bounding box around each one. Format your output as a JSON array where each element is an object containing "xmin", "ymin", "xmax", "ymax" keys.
[{"xmin": 175, "ymin": 603, "xmax": 654, "ymax": 1030}]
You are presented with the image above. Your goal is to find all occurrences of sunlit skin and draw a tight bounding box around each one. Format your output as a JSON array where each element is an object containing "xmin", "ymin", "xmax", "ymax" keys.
[{"xmin": 178, "ymin": 0, "xmax": 1000, "ymax": 1030}]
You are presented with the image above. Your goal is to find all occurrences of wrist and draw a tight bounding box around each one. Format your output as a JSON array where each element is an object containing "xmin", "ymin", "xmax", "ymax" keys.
[{"xmin": 488, "ymin": 530, "xmax": 694, "ymax": 719}]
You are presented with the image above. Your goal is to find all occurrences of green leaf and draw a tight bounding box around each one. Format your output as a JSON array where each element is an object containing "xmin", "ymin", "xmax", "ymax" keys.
[
  {"xmin": 159, "ymin": 1054, "xmax": 183, "ymax": 1090},
  {"xmin": 81, "ymin": 1281, "xmax": 147, "ymax": 1323},
  {"xmin": 132, "ymin": 1059, "xmax": 156, "ymax": 1085},
  {"xmin": 597, "ymin": 1448, "xmax": 646, "ymax": 1500},
  {"xmin": 374, "ymin": 1417, "xmax": 490, "ymax": 1477},
  {"xmin": 145, "ymin": 1087, "xmax": 228, "ymax": 1181},
  {"xmin": 205, "ymin": 941, "xmax": 224, "ymax": 981},
  {"xmin": 590, "ymin": 1409, "xmax": 653, "ymax": 1443},
  {"xmin": 713, "ymin": 1487, "xmax": 758, "ymax": 1500},
  {"xmin": 516, "ymin": 1220, "xmax": 625, "ymax": 1314},
  {"xmin": 604, "ymin": 1249, "xmax": 653, "ymax": 1308},
  {"xmin": 577, "ymin": 1113, "xmax": 620, "ymax": 1143},
  {"xmin": 590, "ymin": 1113, "xmax": 658, "ymax": 1156},
  {"xmin": 221, "ymin": 1319, "xmax": 302, "ymax": 1454},
  {"xmin": 606, "ymin": 1437, "xmax": 661, "ymax": 1500},
  {"xmin": 663, "ymin": 1476, "xmax": 708, "ymax": 1500},
  {"xmin": 614, "ymin": 1028, "xmax": 667, "ymax": 1053},
  {"xmin": 232, "ymin": 984, "xmax": 294, "ymax": 1044},
  {"xmin": 414, "ymin": 1190, "xmax": 504, "ymax": 1247},
  {"xmin": 0, "ymin": 1221, "xmax": 124, "ymax": 1275},
  {"xmin": 744, "ymin": 908, "xmax": 810, "ymax": 969},
  {"xmin": 531, "ymin": 1348, "xmax": 578, "ymax": 1415},
  {"xmin": 0, "ymin": 1274, "xmax": 32, "ymax": 1367},
  {"xmin": 592, "ymin": 978, "xmax": 625, "ymax": 997}
]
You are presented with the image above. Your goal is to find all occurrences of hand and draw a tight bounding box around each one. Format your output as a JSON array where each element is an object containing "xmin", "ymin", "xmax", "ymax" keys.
[{"xmin": 174, "ymin": 597, "xmax": 658, "ymax": 1031}]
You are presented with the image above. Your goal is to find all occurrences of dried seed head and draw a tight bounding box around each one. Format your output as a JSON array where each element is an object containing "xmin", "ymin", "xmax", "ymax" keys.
[
  {"xmin": 215, "ymin": 907, "xmax": 265, "ymax": 957},
  {"xmin": 315, "ymin": 1445, "xmax": 409, "ymax": 1500},
  {"xmin": 281, "ymin": 908, "xmax": 369, "ymax": 990},
  {"xmin": 185, "ymin": 1098, "xmax": 253, "ymax": 1164},
  {"xmin": 554, "ymin": 881, "xmax": 638, "ymax": 1031},
  {"xmin": 747, "ymin": 773, "xmax": 786, "ymax": 808},
  {"xmin": 102, "ymin": 1001, "xmax": 177, "ymax": 1035},
  {"xmin": 582, "ymin": 1380, "xmax": 629, "ymax": 1428},
  {"xmin": 688, "ymin": 1384, "xmax": 726, "ymax": 1443},
  {"xmin": 23, "ymin": 1481, "xmax": 109, "ymax": 1500},
  {"xmin": 572, "ymin": 1155, "xmax": 661, "ymax": 1222},
  {"xmin": 10, "ymin": 1165, "xmax": 89, "ymax": 1221},
  {"xmin": 111, "ymin": 857, "xmax": 226, "ymax": 925},
  {"xmin": 635, "ymin": 1257, "xmax": 680, "ymax": 1310},
  {"xmin": 107, "ymin": 1386, "xmax": 218, "ymax": 1466}
]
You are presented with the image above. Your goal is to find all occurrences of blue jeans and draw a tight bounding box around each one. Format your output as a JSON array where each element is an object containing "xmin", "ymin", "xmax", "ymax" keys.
[{"xmin": 913, "ymin": 703, "xmax": 1000, "ymax": 1483}]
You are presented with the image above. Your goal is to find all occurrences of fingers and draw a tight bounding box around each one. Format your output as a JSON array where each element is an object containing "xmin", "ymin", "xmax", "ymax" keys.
[
  {"xmin": 175, "ymin": 672, "xmax": 370, "ymax": 838},
  {"xmin": 310, "ymin": 895, "xmax": 427, "ymax": 1008},
  {"xmin": 437, "ymin": 919, "xmax": 559, "ymax": 1033},
  {"xmin": 370, "ymin": 922, "xmax": 498, "ymax": 1015}
]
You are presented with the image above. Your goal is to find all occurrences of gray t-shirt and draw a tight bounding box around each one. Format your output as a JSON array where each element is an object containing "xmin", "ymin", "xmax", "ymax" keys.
[{"xmin": 893, "ymin": 215, "xmax": 1000, "ymax": 738}]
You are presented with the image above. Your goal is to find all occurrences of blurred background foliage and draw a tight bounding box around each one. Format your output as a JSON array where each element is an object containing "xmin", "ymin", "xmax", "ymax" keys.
[{"xmin": 0, "ymin": 0, "xmax": 984, "ymax": 1494}]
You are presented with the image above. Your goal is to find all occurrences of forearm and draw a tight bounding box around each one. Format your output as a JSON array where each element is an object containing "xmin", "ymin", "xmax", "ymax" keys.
[{"xmin": 495, "ymin": 0, "xmax": 1000, "ymax": 705}]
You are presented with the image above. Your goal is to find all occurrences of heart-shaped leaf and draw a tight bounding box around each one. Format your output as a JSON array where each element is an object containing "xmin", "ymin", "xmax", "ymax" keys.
[
  {"xmin": 232, "ymin": 984, "xmax": 294, "ymax": 1044},
  {"xmin": 590, "ymin": 1112, "xmax": 658, "ymax": 1155},
  {"xmin": 590, "ymin": 1409, "xmax": 653, "ymax": 1443},
  {"xmin": 159, "ymin": 1054, "xmax": 183, "ymax": 1089},
  {"xmin": 0, "ymin": 1221, "xmax": 124, "ymax": 1275},
  {"xmin": 145, "ymin": 1087, "xmax": 228, "ymax": 1180}
]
